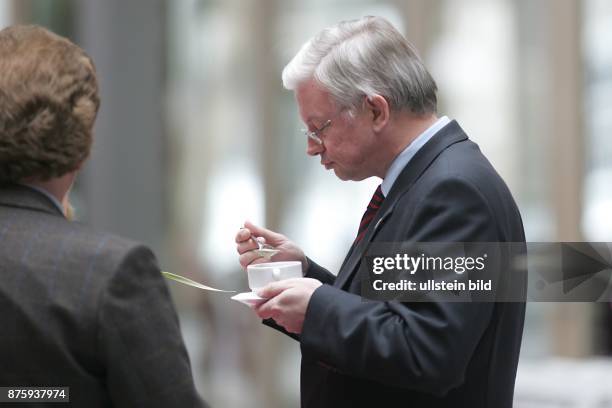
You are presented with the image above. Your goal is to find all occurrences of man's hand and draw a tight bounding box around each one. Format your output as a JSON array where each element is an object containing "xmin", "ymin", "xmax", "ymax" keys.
[
  {"xmin": 254, "ymin": 278, "xmax": 322, "ymax": 334},
  {"xmin": 235, "ymin": 221, "xmax": 308, "ymax": 272}
]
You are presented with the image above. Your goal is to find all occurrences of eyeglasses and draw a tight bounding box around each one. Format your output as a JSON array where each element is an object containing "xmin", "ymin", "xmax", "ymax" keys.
[{"xmin": 302, "ymin": 119, "xmax": 332, "ymax": 145}]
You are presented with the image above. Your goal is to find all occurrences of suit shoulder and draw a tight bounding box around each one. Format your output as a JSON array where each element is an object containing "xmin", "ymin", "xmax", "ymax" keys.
[
  {"xmin": 414, "ymin": 139, "xmax": 513, "ymax": 198},
  {"xmin": 52, "ymin": 220, "xmax": 156, "ymax": 280},
  {"xmin": 65, "ymin": 220, "xmax": 142, "ymax": 251},
  {"xmin": 398, "ymin": 138, "xmax": 524, "ymax": 241},
  {"xmin": 427, "ymin": 139, "xmax": 498, "ymax": 178}
]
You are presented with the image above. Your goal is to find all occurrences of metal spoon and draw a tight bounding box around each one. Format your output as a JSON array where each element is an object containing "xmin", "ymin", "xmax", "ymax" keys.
[{"xmin": 252, "ymin": 237, "xmax": 280, "ymax": 259}]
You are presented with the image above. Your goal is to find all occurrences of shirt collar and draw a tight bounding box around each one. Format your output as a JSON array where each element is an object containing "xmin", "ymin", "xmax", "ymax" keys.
[
  {"xmin": 19, "ymin": 183, "xmax": 65, "ymax": 215},
  {"xmin": 381, "ymin": 116, "xmax": 451, "ymax": 196}
]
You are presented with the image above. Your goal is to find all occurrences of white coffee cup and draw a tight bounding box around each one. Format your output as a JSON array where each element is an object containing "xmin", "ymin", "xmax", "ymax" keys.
[{"xmin": 247, "ymin": 261, "xmax": 303, "ymax": 290}]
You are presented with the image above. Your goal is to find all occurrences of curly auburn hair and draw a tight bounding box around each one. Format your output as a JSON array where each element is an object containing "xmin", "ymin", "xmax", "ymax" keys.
[{"xmin": 0, "ymin": 25, "xmax": 99, "ymax": 184}]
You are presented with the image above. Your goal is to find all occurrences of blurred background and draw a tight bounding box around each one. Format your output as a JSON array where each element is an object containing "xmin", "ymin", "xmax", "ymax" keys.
[{"xmin": 2, "ymin": 0, "xmax": 612, "ymax": 406}]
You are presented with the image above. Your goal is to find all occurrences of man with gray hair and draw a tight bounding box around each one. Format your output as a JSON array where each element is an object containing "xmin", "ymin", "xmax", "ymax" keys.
[{"xmin": 236, "ymin": 16, "xmax": 525, "ymax": 407}]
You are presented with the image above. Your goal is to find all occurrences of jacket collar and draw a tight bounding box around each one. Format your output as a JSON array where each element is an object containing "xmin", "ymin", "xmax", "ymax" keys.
[
  {"xmin": 0, "ymin": 184, "xmax": 65, "ymax": 218},
  {"xmin": 334, "ymin": 120, "xmax": 469, "ymax": 290}
]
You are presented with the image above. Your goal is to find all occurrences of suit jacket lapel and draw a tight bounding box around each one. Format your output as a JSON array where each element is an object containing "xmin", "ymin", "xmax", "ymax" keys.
[{"xmin": 334, "ymin": 120, "xmax": 468, "ymax": 290}]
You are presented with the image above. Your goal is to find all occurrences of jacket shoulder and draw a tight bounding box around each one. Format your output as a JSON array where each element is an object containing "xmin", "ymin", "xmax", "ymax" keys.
[{"xmin": 61, "ymin": 221, "xmax": 153, "ymax": 279}]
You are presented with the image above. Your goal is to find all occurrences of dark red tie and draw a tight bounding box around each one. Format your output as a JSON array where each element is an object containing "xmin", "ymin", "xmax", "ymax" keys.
[{"xmin": 355, "ymin": 184, "xmax": 384, "ymax": 243}]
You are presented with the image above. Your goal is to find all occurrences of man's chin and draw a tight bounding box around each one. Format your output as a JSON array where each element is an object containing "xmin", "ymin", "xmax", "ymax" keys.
[
  {"xmin": 333, "ymin": 168, "xmax": 365, "ymax": 182},
  {"xmin": 332, "ymin": 168, "xmax": 349, "ymax": 181}
]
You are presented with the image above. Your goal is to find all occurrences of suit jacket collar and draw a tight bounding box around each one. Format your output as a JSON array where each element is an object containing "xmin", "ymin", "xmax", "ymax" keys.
[
  {"xmin": 0, "ymin": 184, "xmax": 65, "ymax": 217},
  {"xmin": 334, "ymin": 120, "xmax": 468, "ymax": 290}
]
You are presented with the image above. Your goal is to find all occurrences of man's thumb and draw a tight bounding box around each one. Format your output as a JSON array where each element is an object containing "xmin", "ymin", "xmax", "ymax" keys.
[{"xmin": 256, "ymin": 281, "xmax": 288, "ymax": 299}]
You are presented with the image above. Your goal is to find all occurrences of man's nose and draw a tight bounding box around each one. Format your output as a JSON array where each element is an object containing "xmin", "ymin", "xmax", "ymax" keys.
[{"xmin": 306, "ymin": 138, "xmax": 324, "ymax": 156}]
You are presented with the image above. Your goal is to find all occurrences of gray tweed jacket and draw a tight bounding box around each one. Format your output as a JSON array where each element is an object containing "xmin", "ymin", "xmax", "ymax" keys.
[{"xmin": 0, "ymin": 185, "xmax": 206, "ymax": 408}]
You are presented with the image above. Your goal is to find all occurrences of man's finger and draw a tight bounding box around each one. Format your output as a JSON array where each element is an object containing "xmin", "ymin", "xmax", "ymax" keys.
[
  {"xmin": 244, "ymin": 220, "xmax": 284, "ymax": 245},
  {"xmin": 238, "ymin": 251, "xmax": 269, "ymax": 269},
  {"xmin": 235, "ymin": 227, "xmax": 252, "ymax": 243},
  {"xmin": 236, "ymin": 239, "xmax": 259, "ymax": 255},
  {"xmin": 254, "ymin": 298, "xmax": 278, "ymax": 320},
  {"xmin": 256, "ymin": 279, "xmax": 297, "ymax": 298}
]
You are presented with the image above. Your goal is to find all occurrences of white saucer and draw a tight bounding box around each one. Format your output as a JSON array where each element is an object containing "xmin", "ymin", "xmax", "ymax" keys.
[{"xmin": 231, "ymin": 291, "xmax": 268, "ymax": 306}]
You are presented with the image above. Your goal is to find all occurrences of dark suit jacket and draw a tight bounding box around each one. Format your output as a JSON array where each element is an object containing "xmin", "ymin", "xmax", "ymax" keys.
[
  {"xmin": 268, "ymin": 121, "xmax": 526, "ymax": 407},
  {"xmin": 0, "ymin": 185, "xmax": 206, "ymax": 408}
]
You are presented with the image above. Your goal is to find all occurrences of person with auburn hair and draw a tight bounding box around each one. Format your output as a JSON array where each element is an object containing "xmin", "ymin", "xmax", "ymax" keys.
[{"xmin": 0, "ymin": 25, "xmax": 207, "ymax": 407}]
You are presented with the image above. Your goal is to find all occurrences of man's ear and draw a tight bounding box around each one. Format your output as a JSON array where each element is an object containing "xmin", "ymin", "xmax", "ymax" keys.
[{"xmin": 366, "ymin": 94, "xmax": 390, "ymax": 132}]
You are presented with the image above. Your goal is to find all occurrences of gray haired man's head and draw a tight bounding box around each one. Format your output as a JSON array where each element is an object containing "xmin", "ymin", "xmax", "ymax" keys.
[{"xmin": 282, "ymin": 16, "xmax": 437, "ymax": 115}]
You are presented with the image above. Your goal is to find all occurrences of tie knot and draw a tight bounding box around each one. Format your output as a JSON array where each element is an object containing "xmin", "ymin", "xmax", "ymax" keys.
[
  {"xmin": 354, "ymin": 184, "xmax": 385, "ymax": 244},
  {"xmin": 367, "ymin": 184, "xmax": 384, "ymax": 210}
]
